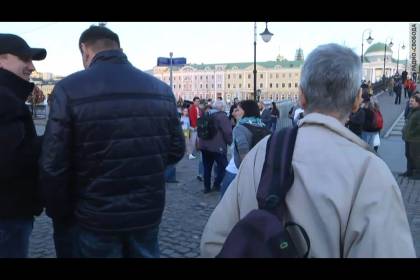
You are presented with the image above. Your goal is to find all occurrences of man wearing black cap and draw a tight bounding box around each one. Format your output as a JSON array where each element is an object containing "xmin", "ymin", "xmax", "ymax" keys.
[
  {"xmin": 0, "ymin": 34, "xmax": 47, "ymax": 258},
  {"xmin": 40, "ymin": 25, "xmax": 185, "ymax": 258}
]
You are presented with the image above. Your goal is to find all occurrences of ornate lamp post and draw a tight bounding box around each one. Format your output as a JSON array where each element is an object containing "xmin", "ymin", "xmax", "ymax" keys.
[
  {"xmin": 253, "ymin": 22, "xmax": 273, "ymax": 101},
  {"xmin": 361, "ymin": 29, "xmax": 374, "ymax": 63}
]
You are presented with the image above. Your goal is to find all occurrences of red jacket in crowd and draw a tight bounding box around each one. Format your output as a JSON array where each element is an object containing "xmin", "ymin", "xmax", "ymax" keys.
[{"xmin": 188, "ymin": 104, "xmax": 201, "ymax": 128}]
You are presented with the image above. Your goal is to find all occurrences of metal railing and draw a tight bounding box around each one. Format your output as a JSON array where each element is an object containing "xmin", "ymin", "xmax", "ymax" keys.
[
  {"xmin": 27, "ymin": 103, "xmax": 48, "ymax": 119},
  {"xmin": 372, "ymin": 77, "xmax": 392, "ymax": 95}
]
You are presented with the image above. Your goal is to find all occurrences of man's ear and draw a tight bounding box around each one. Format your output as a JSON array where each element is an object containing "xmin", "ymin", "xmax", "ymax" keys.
[
  {"xmin": 81, "ymin": 43, "xmax": 90, "ymax": 57},
  {"xmin": 0, "ymin": 54, "xmax": 7, "ymax": 68},
  {"xmin": 298, "ymin": 87, "xmax": 307, "ymax": 109},
  {"xmin": 80, "ymin": 43, "xmax": 94, "ymax": 68}
]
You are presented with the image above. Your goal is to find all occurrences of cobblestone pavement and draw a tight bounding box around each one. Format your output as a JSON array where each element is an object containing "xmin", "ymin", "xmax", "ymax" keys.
[{"xmin": 396, "ymin": 175, "xmax": 420, "ymax": 257}]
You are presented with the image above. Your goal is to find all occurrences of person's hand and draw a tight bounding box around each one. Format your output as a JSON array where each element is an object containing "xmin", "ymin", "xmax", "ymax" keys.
[{"xmin": 352, "ymin": 90, "xmax": 363, "ymax": 112}]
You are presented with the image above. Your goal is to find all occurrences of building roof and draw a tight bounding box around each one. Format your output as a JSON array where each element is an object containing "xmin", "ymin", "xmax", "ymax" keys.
[
  {"xmin": 163, "ymin": 59, "xmax": 304, "ymax": 72},
  {"xmin": 365, "ymin": 42, "xmax": 393, "ymax": 55}
]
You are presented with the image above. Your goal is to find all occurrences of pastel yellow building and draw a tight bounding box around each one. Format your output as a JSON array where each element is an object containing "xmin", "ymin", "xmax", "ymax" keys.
[{"xmin": 152, "ymin": 49, "xmax": 304, "ymax": 103}]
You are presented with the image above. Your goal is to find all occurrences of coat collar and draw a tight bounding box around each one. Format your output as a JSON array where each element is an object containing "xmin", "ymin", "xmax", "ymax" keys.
[
  {"xmin": 0, "ymin": 68, "xmax": 34, "ymax": 101},
  {"xmin": 299, "ymin": 112, "xmax": 372, "ymax": 151},
  {"xmin": 89, "ymin": 49, "xmax": 129, "ymax": 68}
]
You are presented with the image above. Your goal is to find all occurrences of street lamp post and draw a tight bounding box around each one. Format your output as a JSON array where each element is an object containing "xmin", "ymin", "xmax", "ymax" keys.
[
  {"xmin": 361, "ymin": 29, "xmax": 374, "ymax": 63},
  {"xmin": 383, "ymin": 37, "xmax": 394, "ymax": 86},
  {"xmin": 253, "ymin": 22, "xmax": 273, "ymax": 102},
  {"xmin": 396, "ymin": 42, "xmax": 406, "ymax": 75},
  {"xmin": 169, "ymin": 52, "xmax": 173, "ymax": 89}
]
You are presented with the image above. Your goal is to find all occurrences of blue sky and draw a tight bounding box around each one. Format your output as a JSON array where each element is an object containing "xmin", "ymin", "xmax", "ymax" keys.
[{"xmin": 0, "ymin": 22, "xmax": 414, "ymax": 77}]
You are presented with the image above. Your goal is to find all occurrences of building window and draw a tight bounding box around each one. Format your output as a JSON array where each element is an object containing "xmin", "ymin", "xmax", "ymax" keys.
[
  {"xmin": 276, "ymin": 83, "xmax": 279, "ymax": 88},
  {"xmin": 173, "ymin": 85, "xmax": 176, "ymax": 89},
  {"xmin": 282, "ymin": 74, "xmax": 285, "ymax": 78},
  {"xmin": 288, "ymin": 83, "xmax": 291, "ymax": 88},
  {"xmin": 179, "ymin": 85, "xmax": 181, "ymax": 88},
  {"xmin": 239, "ymin": 74, "xmax": 242, "ymax": 79},
  {"xmin": 206, "ymin": 76, "xmax": 208, "ymax": 80},
  {"xmin": 276, "ymin": 74, "xmax": 279, "ymax": 78},
  {"xmin": 228, "ymin": 84, "xmax": 230, "ymax": 88},
  {"xmin": 270, "ymin": 83, "xmax": 273, "ymax": 88},
  {"xmin": 200, "ymin": 84, "xmax": 202, "ymax": 89},
  {"xmin": 282, "ymin": 83, "xmax": 285, "ymax": 88},
  {"xmin": 270, "ymin": 74, "xmax": 273, "ymax": 79},
  {"xmin": 206, "ymin": 84, "xmax": 208, "ymax": 88},
  {"xmin": 248, "ymin": 83, "xmax": 251, "ymax": 88},
  {"xmin": 233, "ymin": 84, "xmax": 236, "ymax": 88},
  {"xmin": 295, "ymin": 83, "xmax": 298, "ymax": 88},
  {"xmin": 195, "ymin": 76, "xmax": 197, "ymax": 80},
  {"xmin": 212, "ymin": 84, "xmax": 214, "ymax": 88},
  {"xmin": 289, "ymin": 74, "xmax": 291, "ymax": 78},
  {"xmin": 200, "ymin": 76, "xmax": 202, "ymax": 80},
  {"xmin": 239, "ymin": 84, "xmax": 242, "ymax": 88},
  {"xmin": 295, "ymin": 73, "xmax": 298, "ymax": 77},
  {"xmin": 260, "ymin": 83, "xmax": 263, "ymax": 88},
  {"xmin": 248, "ymin": 74, "xmax": 251, "ymax": 79},
  {"xmin": 228, "ymin": 74, "xmax": 230, "ymax": 79},
  {"xmin": 260, "ymin": 74, "xmax": 263, "ymax": 79}
]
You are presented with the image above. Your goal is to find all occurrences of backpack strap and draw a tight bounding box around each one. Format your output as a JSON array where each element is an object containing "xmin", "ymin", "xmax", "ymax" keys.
[
  {"xmin": 257, "ymin": 125, "xmax": 298, "ymax": 212},
  {"xmin": 256, "ymin": 126, "xmax": 310, "ymax": 257}
]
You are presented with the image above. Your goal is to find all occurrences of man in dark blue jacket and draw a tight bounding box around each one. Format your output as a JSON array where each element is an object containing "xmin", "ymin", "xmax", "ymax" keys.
[
  {"xmin": 0, "ymin": 34, "xmax": 46, "ymax": 257},
  {"xmin": 39, "ymin": 26, "xmax": 185, "ymax": 258}
]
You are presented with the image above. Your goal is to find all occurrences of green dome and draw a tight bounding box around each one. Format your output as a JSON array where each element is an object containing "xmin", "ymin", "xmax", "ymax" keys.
[{"xmin": 365, "ymin": 42, "xmax": 393, "ymax": 55}]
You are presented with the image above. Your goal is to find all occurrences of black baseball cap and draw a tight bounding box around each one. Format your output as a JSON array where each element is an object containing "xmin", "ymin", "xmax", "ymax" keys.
[{"xmin": 0, "ymin": 34, "xmax": 46, "ymax": 61}]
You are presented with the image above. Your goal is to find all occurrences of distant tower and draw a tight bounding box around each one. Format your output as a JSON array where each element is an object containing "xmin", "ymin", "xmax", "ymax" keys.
[
  {"xmin": 98, "ymin": 22, "xmax": 107, "ymax": 27},
  {"xmin": 276, "ymin": 46, "xmax": 286, "ymax": 62},
  {"xmin": 295, "ymin": 48, "xmax": 304, "ymax": 61},
  {"xmin": 276, "ymin": 53, "xmax": 286, "ymax": 62}
]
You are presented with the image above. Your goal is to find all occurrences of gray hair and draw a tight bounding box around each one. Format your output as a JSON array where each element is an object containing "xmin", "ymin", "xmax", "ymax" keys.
[
  {"xmin": 213, "ymin": 100, "xmax": 225, "ymax": 111},
  {"xmin": 300, "ymin": 43, "xmax": 362, "ymax": 120}
]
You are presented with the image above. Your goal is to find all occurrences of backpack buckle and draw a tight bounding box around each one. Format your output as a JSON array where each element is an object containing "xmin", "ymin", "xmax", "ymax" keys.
[{"xmin": 265, "ymin": 194, "xmax": 279, "ymax": 209}]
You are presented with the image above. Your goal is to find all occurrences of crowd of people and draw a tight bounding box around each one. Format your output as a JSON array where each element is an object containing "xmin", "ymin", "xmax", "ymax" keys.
[{"xmin": 0, "ymin": 26, "xmax": 418, "ymax": 258}]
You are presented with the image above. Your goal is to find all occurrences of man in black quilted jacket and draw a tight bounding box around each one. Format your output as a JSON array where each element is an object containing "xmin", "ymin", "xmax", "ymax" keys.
[{"xmin": 39, "ymin": 26, "xmax": 185, "ymax": 258}]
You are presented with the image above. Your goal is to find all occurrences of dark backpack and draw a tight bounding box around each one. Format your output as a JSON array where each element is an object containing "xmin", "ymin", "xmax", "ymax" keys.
[
  {"xmin": 216, "ymin": 126, "xmax": 310, "ymax": 258},
  {"xmin": 363, "ymin": 108, "xmax": 379, "ymax": 131},
  {"xmin": 197, "ymin": 113, "xmax": 217, "ymax": 140},
  {"xmin": 242, "ymin": 123, "xmax": 272, "ymax": 149}
]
